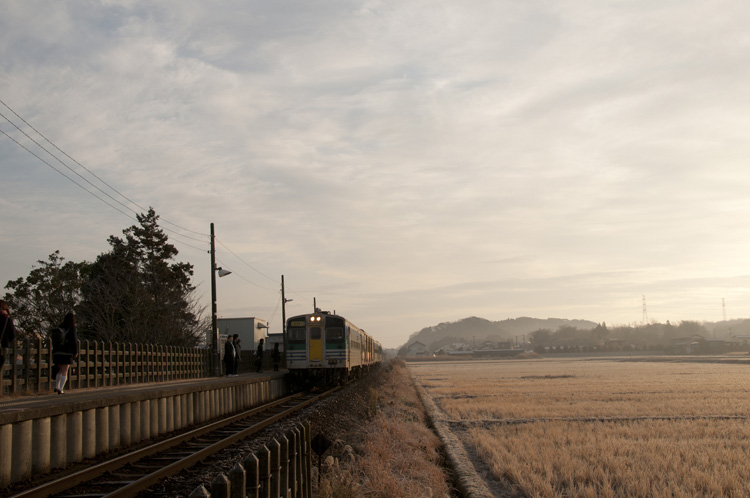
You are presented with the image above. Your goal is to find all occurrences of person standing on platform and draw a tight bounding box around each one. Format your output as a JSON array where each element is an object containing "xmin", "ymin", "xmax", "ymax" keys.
[
  {"xmin": 224, "ymin": 335, "xmax": 236, "ymax": 377},
  {"xmin": 255, "ymin": 338, "xmax": 264, "ymax": 373},
  {"xmin": 52, "ymin": 312, "xmax": 78, "ymax": 394},
  {"xmin": 272, "ymin": 342, "xmax": 281, "ymax": 371},
  {"xmin": 233, "ymin": 334, "xmax": 241, "ymax": 375},
  {"xmin": 0, "ymin": 300, "xmax": 17, "ymax": 372}
]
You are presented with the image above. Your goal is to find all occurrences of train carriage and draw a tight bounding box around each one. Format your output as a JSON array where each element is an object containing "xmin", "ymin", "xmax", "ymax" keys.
[{"xmin": 286, "ymin": 310, "xmax": 382, "ymax": 385}]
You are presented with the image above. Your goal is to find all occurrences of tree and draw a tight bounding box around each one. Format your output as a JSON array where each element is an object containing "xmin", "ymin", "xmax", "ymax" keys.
[
  {"xmin": 79, "ymin": 208, "xmax": 205, "ymax": 346},
  {"xmin": 529, "ymin": 328, "xmax": 552, "ymax": 349},
  {"xmin": 3, "ymin": 251, "xmax": 90, "ymax": 340}
]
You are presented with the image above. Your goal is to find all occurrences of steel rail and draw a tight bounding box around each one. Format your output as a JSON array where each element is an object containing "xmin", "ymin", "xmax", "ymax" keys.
[
  {"xmin": 104, "ymin": 386, "xmax": 339, "ymax": 497},
  {"xmin": 9, "ymin": 390, "xmax": 321, "ymax": 498}
]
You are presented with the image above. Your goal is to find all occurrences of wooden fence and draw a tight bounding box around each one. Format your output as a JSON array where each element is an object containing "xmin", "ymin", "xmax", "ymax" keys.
[
  {"xmin": 189, "ymin": 421, "xmax": 313, "ymax": 498},
  {"xmin": 0, "ymin": 337, "xmax": 212, "ymax": 395}
]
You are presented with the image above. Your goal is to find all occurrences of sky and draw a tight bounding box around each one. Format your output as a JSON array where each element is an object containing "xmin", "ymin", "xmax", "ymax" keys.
[{"xmin": 2, "ymin": 1, "xmax": 750, "ymax": 349}]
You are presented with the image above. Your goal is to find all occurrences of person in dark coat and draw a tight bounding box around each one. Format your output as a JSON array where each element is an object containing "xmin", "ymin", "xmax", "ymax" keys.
[
  {"xmin": 233, "ymin": 334, "xmax": 241, "ymax": 375},
  {"xmin": 255, "ymin": 338, "xmax": 264, "ymax": 373},
  {"xmin": 224, "ymin": 335, "xmax": 236, "ymax": 377},
  {"xmin": 53, "ymin": 312, "xmax": 79, "ymax": 394},
  {"xmin": 272, "ymin": 342, "xmax": 281, "ymax": 371},
  {"xmin": 0, "ymin": 300, "xmax": 17, "ymax": 371}
]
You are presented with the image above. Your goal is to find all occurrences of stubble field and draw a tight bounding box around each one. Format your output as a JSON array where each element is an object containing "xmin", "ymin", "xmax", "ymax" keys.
[{"xmin": 409, "ymin": 357, "xmax": 750, "ymax": 497}]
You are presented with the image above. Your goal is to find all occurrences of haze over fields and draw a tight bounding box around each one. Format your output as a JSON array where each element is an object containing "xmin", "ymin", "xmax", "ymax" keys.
[{"xmin": 3, "ymin": 2, "xmax": 750, "ymax": 348}]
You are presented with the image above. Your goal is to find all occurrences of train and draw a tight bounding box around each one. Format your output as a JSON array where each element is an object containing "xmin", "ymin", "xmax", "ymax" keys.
[{"xmin": 285, "ymin": 310, "xmax": 383, "ymax": 385}]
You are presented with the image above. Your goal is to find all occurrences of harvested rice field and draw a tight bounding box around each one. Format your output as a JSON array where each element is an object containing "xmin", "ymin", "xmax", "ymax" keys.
[{"xmin": 409, "ymin": 357, "xmax": 750, "ymax": 497}]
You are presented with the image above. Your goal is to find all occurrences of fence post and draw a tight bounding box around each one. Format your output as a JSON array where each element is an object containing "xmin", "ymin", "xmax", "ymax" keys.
[
  {"xmin": 94, "ymin": 340, "xmax": 101, "ymax": 388},
  {"xmin": 287, "ymin": 428, "xmax": 298, "ymax": 498},
  {"xmin": 279, "ymin": 434, "xmax": 290, "ymax": 498},
  {"xmin": 293, "ymin": 426, "xmax": 303, "ymax": 498},
  {"xmin": 10, "ymin": 339, "xmax": 18, "ymax": 394},
  {"xmin": 258, "ymin": 445, "xmax": 271, "ymax": 498},
  {"xmin": 108, "ymin": 341, "xmax": 115, "ymax": 386},
  {"xmin": 34, "ymin": 336, "xmax": 42, "ymax": 393},
  {"xmin": 150, "ymin": 343, "xmax": 154, "ymax": 382},
  {"xmin": 189, "ymin": 485, "xmax": 211, "ymax": 498},
  {"xmin": 228, "ymin": 463, "xmax": 246, "ymax": 498},
  {"xmin": 21, "ymin": 338, "xmax": 30, "ymax": 394},
  {"xmin": 303, "ymin": 422, "xmax": 312, "ymax": 498},
  {"xmin": 243, "ymin": 452, "xmax": 260, "ymax": 498},
  {"xmin": 210, "ymin": 473, "xmax": 230, "ymax": 498},
  {"xmin": 269, "ymin": 438, "xmax": 281, "ymax": 498},
  {"xmin": 45, "ymin": 335, "xmax": 53, "ymax": 393},
  {"xmin": 126, "ymin": 342, "xmax": 133, "ymax": 384}
]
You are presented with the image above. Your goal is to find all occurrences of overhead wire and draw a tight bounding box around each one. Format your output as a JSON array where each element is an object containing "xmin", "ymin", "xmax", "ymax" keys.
[
  {"xmin": 216, "ymin": 239, "xmax": 279, "ymax": 284},
  {"xmin": 2, "ymin": 122, "xmax": 209, "ymax": 256},
  {"xmin": 0, "ymin": 100, "xmax": 209, "ymax": 244},
  {"xmin": 1, "ymin": 99, "xmax": 319, "ymax": 306},
  {"xmin": 0, "ymin": 127, "xmax": 138, "ymax": 221},
  {"xmin": 214, "ymin": 239, "xmax": 315, "ymax": 303}
]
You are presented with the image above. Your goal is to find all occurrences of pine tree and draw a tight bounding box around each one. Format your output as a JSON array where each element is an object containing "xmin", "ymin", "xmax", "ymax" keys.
[{"xmin": 79, "ymin": 208, "xmax": 205, "ymax": 346}]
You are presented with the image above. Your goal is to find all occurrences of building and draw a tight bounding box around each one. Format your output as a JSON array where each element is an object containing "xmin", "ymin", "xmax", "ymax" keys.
[
  {"xmin": 217, "ymin": 317, "xmax": 269, "ymax": 351},
  {"xmin": 265, "ymin": 333, "xmax": 284, "ymax": 352},
  {"xmin": 406, "ymin": 341, "xmax": 428, "ymax": 356}
]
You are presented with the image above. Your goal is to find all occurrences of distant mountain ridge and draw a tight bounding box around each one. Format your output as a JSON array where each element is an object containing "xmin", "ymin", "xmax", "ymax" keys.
[{"xmin": 398, "ymin": 316, "xmax": 598, "ymax": 353}]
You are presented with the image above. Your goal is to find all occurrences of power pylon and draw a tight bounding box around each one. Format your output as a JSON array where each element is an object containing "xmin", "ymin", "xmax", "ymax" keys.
[{"xmin": 642, "ymin": 295, "xmax": 648, "ymax": 324}]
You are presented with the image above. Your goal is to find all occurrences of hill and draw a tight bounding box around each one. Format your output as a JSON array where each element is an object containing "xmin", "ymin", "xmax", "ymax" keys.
[{"xmin": 398, "ymin": 316, "xmax": 598, "ymax": 354}]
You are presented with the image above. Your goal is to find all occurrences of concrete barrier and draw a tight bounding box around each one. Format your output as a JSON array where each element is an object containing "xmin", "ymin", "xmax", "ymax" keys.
[{"xmin": 0, "ymin": 374, "xmax": 287, "ymax": 489}]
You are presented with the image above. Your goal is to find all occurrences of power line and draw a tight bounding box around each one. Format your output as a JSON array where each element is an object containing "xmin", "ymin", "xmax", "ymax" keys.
[
  {"xmin": 214, "ymin": 244, "xmax": 312, "ymax": 307},
  {"xmin": 214, "ymin": 256, "xmax": 278, "ymax": 292},
  {"xmin": 1, "ymin": 100, "xmax": 324, "ymax": 308},
  {"xmin": 0, "ymin": 99, "xmax": 209, "ymax": 241},
  {"xmin": 216, "ymin": 239, "xmax": 279, "ymax": 285},
  {"xmin": 0, "ymin": 127, "xmax": 138, "ymax": 221}
]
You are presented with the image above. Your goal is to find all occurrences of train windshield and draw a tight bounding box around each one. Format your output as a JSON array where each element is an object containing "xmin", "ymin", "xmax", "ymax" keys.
[
  {"xmin": 288, "ymin": 327, "xmax": 306, "ymax": 343},
  {"xmin": 326, "ymin": 327, "xmax": 345, "ymax": 342},
  {"xmin": 310, "ymin": 326, "xmax": 322, "ymax": 340}
]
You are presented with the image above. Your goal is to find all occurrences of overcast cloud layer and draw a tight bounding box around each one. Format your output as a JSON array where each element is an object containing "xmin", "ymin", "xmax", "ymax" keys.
[{"xmin": 2, "ymin": 1, "xmax": 750, "ymax": 348}]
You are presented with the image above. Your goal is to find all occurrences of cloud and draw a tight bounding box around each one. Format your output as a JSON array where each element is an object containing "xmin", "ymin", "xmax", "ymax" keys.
[{"xmin": 3, "ymin": 1, "xmax": 750, "ymax": 347}]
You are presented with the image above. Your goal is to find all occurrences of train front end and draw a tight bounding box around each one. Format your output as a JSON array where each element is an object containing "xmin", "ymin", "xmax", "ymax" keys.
[{"xmin": 285, "ymin": 312, "xmax": 350, "ymax": 385}]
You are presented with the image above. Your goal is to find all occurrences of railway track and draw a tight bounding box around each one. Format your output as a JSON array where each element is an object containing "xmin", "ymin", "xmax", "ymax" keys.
[{"xmin": 11, "ymin": 387, "xmax": 338, "ymax": 498}]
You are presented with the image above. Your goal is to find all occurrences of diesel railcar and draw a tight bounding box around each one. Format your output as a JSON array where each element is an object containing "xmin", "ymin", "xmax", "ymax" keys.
[{"xmin": 285, "ymin": 311, "xmax": 382, "ymax": 385}]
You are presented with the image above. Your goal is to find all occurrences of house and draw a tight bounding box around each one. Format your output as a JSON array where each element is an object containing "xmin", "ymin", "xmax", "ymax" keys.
[
  {"xmin": 668, "ymin": 335, "xmax": 706, "ymax": 354},
  {"xmin": 406, "ymin": 341, "xmax": 428, "ymax": 356}
]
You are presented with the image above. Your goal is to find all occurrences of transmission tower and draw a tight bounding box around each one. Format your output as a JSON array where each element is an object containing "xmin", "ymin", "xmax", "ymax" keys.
[
  {"xmin": 723, "ymin": 298, "xmax": 726, "ymax": 321},
  {"xmin": 642, "ymin": 295, "xmax": 648, "ymax": 324}
]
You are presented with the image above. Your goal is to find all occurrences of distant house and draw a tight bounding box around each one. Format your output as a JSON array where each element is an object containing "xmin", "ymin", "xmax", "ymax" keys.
[
  {"xmin": 406, "ymin": 341, "xmax": 428, "ymax": 356},
  {"xmin": 668, "ymin": 335, "xmax": 706, "ymax": 354},
  {"xmin": 434, "ymin": 344, "xmax": 472, "ymax": 356}
]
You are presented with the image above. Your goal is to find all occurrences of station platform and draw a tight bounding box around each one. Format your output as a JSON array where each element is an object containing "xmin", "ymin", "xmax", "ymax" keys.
[{"xmin": 0, "ymin": 370, "xmax": 289, "ymax": 489}]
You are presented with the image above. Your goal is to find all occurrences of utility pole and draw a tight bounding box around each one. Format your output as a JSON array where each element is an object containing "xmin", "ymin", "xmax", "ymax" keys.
[
  {"xmin": 281, "ymin": 275, "xmax": 287, "ymax": 334},
  {"xmin": 210, "ymin": 223, "xmax": 219, "ymax": 376},
  {"xmin": 281, "ymin": 275, "xmax": 293, "ymax": 343}
]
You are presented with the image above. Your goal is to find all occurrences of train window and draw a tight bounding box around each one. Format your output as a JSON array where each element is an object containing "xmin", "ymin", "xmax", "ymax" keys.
[
  {"xmin": 288, "ymin": 327, "xmax": 306, "ymax": 343},
  {"xmin": 310, "ymin": 326, "xmax": 322, "ymax": 340},
  {"xmin": 326, "ymin": 327, "xmax": 344, "ymax": 342}
]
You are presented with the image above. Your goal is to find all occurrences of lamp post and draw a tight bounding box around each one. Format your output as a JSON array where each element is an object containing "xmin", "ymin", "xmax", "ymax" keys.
[{"xmin": 210, "ymin": 223, "xmax": 231, "ymax": 376}]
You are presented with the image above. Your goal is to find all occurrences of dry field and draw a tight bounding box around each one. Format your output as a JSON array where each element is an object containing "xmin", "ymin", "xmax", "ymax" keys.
[{"xmin": 410, "ymin": 357, "xmax": 750, "ymax": 497}]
